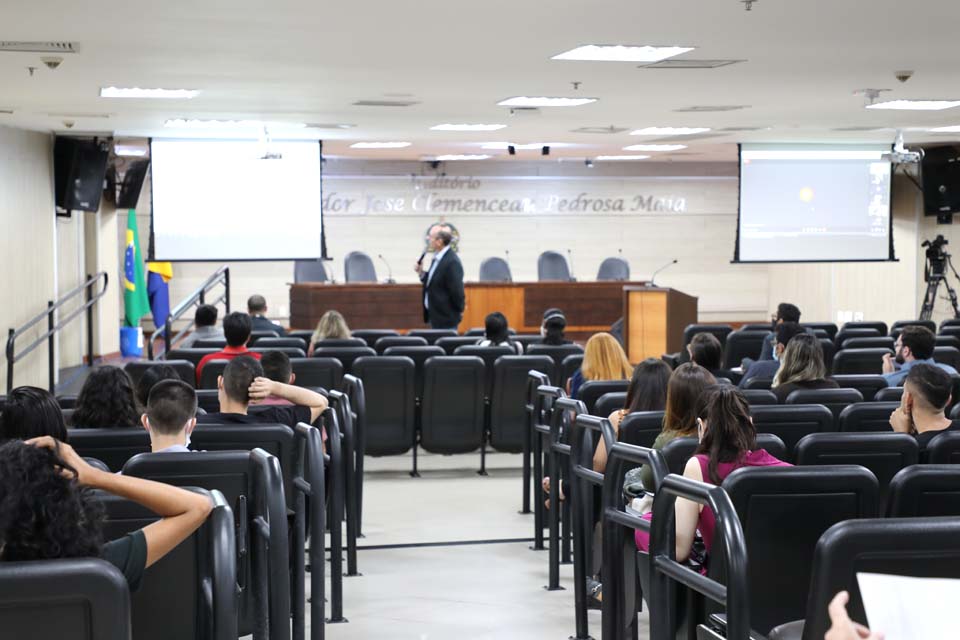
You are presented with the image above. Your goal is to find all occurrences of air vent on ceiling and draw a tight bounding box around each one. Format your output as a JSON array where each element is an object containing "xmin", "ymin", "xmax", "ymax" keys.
[
  {"xmin": 831, "ymin": 126, "xmax": 889, "ymax": 132},
  {"xmin": 675, "ymin": 105, "xmax": 749, "ymax": 113},
  {"xmin": 641, "ymin": 59, "xmax": 744, "ymax": 69},
  {"xmin": 0, "ymin": 41, "xmax": 77, "ymax": 53},
  {"xmin": 571, "ymin": 125, "xmax": 629, "ymax": 134},
  {"xmin": 718, "ymin": 126, "xmax": 767, "ymax": 132},
  {"xmin": 507, "ymin": 107, "xmax": 540, "ymax": 117},
  {"xmin": 352, "ymin": 100, "xmax": 420, "ymax": 107},
  {"xmin": 305, "ymin": 123, "xmax": 356, "ymax": 129},
  {"xmin": 47, "ymin": 112, "xmax": 111, "ymax": 119}
]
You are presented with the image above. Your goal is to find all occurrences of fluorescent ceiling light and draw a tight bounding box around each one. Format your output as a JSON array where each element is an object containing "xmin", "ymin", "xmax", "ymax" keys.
[
  {"xmin": 433, "ymin": 154, "xmax": 492, "ymax": 161},
  {"xmin": 114, "ymin": 144, "xmax": 147, "ymax": 157},
  {"xmin": 430, "ymin": 123, "xmax": 506, "ymax": 131},
  {"xmin": 350, "ymin": 141, "xmax": 411, "ymax": 149},
  {"xmin": 866, "ymin": 100, "xmax": 960, "ymax": 111},
  {"xmin": 101, "ymin": 87, "xmax": 199, "ymax": 99},
  {"xmin": 630, "ymin": 127, "xmax": 711, "ymax": 136},
  {"xmin": 497, "ymin": 96, "xmax": 597, "ymax": 107},
  {"xmin": 596, "ymin": 155, "xmax": 651, "ymax": 160},
  {"xmin": 552, "ymin": 44, "xmax": 694, "ymax": 63},
  {"xmin": 164, "ymin": 119, "xmax": 306, "ymax": 129},
  {"xmin": 928, "ymin": 125, "xmax": 960, "ymax": 133},
  {"xmin": 480, "ymin": 142, "xmax": 569, "ymax": 150},
  {"xmin": 623, "ymin": 144, "xmax": 688, "ymax": 151}
]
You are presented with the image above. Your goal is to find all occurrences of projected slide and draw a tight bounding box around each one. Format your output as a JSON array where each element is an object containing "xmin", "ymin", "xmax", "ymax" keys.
[
  {"xmin": 737, "ymin": 144, "xmax": 892, "ymax": 262},
  {"xmin": 151, "ymin": 139, "xmax": 323, "ymax": 261}
]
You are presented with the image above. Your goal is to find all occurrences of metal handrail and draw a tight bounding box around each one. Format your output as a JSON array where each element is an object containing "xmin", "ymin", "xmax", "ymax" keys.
[
  {"xmin": 5, "ymin": 272, "xmax": 109, "ymax": 393},
  {"xmin": 148, "ymin": 266, "xmax": 230, "ymax": 359}
]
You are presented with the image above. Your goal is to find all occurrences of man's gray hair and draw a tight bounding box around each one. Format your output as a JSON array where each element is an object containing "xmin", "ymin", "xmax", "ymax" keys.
[{"xmin": 435, "ymin": 227, "xmax": 453, "ymax": 246}]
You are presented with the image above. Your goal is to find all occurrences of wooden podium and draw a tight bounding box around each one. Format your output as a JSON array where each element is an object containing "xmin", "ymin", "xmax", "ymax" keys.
[{"xmin": 623, "ymin": 286, "xmax": 698, "ymax": 362}]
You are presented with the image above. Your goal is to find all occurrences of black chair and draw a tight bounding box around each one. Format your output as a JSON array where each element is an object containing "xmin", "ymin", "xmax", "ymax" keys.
[
  {"xmin": 807, "ymin": 328, "xmax": 831, "ymax": 340},
  {"xmin": 313, "ymin": 337, "xmax": 368, "ymax": 348},
  {"xmin": 253, "ymin": 336, "xmax": 307, "ymax": 351},
  {"xmin": 464, "ymin": 327, "xmax": 486, "ymax": 336},
  {"xmin": 419, "ymin": 356, "xmax": 485, "ymax": 459},
  {"xmin": 661, "ymin": 433, "xmax": 787, "ymax": 475},
  {"xmin": 374, "ymin": 335, "xmax": 428, "ymax": 354},
  {"xmin": 577, "ymin": 379, "xmax": 630, "ymax": 414},
  {"xmin": 0, "ymin": 558, "xmax": 131, "ymax": 640},
  {"xmin": 67, "ymin": 428, "xmax": 151, "ymax": 472},
  {"xmin": 99, "ymin": 488, "xmax": 237, "ymax": 640},
  {"xmin": 741, "ymin": 389, "xmax": 778, "ymax": 405},
  {"xmin": 286, "ymin": 329, "xmax": 315, "ymax": 344},
  {"xmin": 748, "ymin": 404, "xmax": 834, "ymax": 461},
  {"xmin": 723, "ymin": 330, "xmax": 770, "ymax": 369},
  {"xmin": 831, "ymin": 348, "xmax": 889, "ymax": 375},
  {"xmin": 199, "ymin": 359, "xmax": 230, "ymax": 389},
  {"xmin": 326, "ymin": 391, "xmax": 360, "ymax": 577},
  {"xmin": 837, "ymin": 401, "xmax": 899, "ymax": 432},
  {"xmin": 340, "ymin": 374, "xmax": 367, "ymax": 536},
  {"xmin": 290, "ymin": 423, "xmax": 329, "ymax": 638},
  {"xmin": 785, "ymin": 388, "xmax": 863, "ymax": 425},
  {"xmin": 941, "ymin": 318, "xmax": 960, "ymax": 332},
  {"xmin": 818, "ymin": 338, "xmax": 836, "ymax": 370},
  {"xmin": 250, "ymin": 346, "xmax": 306, "ymax": 358},
  {"xmin": 934, "ymin": 345, "xmax": 960, "ymax": 370},
  {"xmin": 887, "ymin": 464, "xmax": 960, "ymax": 517},
  {"xmin": 350, "ymin": 329, "xmax": 399, "ymax": 348},
  {"xmin": 479, "ymin": 256, "xmax": 512, "ymax": 282},
  {"xmin": 83, "ymin": 456, "xmax": 111, "ymax": 472},
  {"xmin": 383, "ymin": 346, "xmax": 445, "ymax": 400},
  {"xmin": 561, "ymin": 353, "xmax": 584, "ymax": 388},
  {"xmin": 454, "ymin": 345, "xmax": 514, "ymax": 399},
  {"xmin": 939, "ymin": 325, "xmax": 960, "ymax": 340},
  {"xmin": 617, "ymin": 411, "xmax": 665, "ymax": 448},
  {"xmin": 840, "ymin": 320, "xmax": 888, "ymax": 336},
  {"xmin": 795, "ymin": 432, "xmax": 918, "ymax": 505},
  {"xmin": 436, "ymin": 335, "xmax": 483, "ymax": 355},
  {"xmin": 596, "ymin": 256, "xmax": 630, "ymax": 281},
  {"xmin": 801, "ymin": 322, "xmax": 838, "ymax": 340},
  {"xmin": 593, "ymin": 391, "xmax": 627, "ymax": 417},
  {"xmin": 513, "ymin": 334, "xmax": 544, "ymax": 351},
  {"xmin": 890, "ymin": 319, "xmax": 936, "ymax": 334},
  {"xmin": 936, "ymin": 334, "xmax": 960, "ymax": 350},
  {"xmin": 196, "ymin": 389, "xmax": 220, "ymax": 413},
  {"xmin": 194, "ymin": 339, "xmax": 229, "ymax": 349},
  {"xmin": 352, "ymin": 356, "xmax": 416, "ymax": 456},
  {"xmin": 125, "ymin": 359, "xmax": 196, "ymax": 387},
  {"xmin": 407, "ymin": 328, "xmax": 459, "ymax": 344},
  {"xmin": 344, "ymin": 250, "xmax": 377, "ymax": 282},
  {"xmin": 739, "ymin": 323, "xmax": 774, "ymax": 332},
  {"xmin": 311, "ymin": 345, "xmax": 376, "ymax": 374},
  {"xmin": 682, "ymin": 323, "xmax": 733, "ymax": 347},
  {"xmin": 927, "ymin": 431, "xmax": 960, "ymax": 463},
  {"xmin": 167, "ymin": 348, "xmax": 219, "ymax": 368},
  {"xmin": 830, "ymin": 374, "xmax": 887, "ymax": 401},
  {"xmin": 293, "ymin": 259, "xmax": 328, "ymax": 283},
  {"xmin": 122, "ymin": 451, "xmax": 287, "ymax": 640},
  {"xmin": 742, "ymin": 377, "xmax": 773, "ymax": 390},
  {"xmin": 248, "ymin": 330, "xmax": 281, "ymax": 344},
  {"xmin": 290, "ymin": 357, "xmax": 342, "ymax": 390},
  {"xmin": 833, "ymin": 327, "xmax": 882, "ymax": 347},
  {"xmin": 874, "ymin": 386, "xmax": 903, "ymax": 401},
  {"xmin": 57, "ymin": 394, "xmax": 78, "ymax": 409},
  {"xmin": 840, "ymin": 336, "xmax": 894, "ymax": 350},
  {"xmin": 526, "ymin": 344, "xmax": 583, "ymax": 386},
  {"xmin": 522, "ymin": 371, "xmax": 551, "ymax": 516},
  {"xmin": 538, "ymin": 250, "xmax": 572, "ymax": 281}
]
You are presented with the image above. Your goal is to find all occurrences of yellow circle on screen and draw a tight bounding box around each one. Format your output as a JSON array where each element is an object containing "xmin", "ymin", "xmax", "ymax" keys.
[{"xmin": 799, "ymin": 187, "xmax": 814, "ymax": 203}]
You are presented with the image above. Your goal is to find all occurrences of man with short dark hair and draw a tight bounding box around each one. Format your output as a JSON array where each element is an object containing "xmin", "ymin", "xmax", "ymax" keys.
[
  {"xmin": 140, "ymin": 380, "xmax": 198, "ymax": 453},
  {"xmin": 180, "ymin": 304, "xmax": 224, "ymax": 348},
  {"xmin": 196, "ymin": 355, "xmax": 327, "ymax": 427},
  {"xmin": 889, "ymin": 363, "xmax": 958, "ymax": 458},
  {"xmin": 258, "ymin": 351, "xmax": 295, "ymax": 406},
  {"xmin": 739, "ymin": 321, "xmax": 806, "ymax": 387},
  {"xmin": 757, "ymin": 302, "xmax": 803, "ymax": 361},
  {"xmin": 195, "ymin": 312, "xmax": 261, "ymax": 383},
  {"xmin": 882, "ymin": 325, "xmax": 957, "ymax": 387},
  {"xmin": 415, "ymin": 224, "xmax": 464, "ymax": 329},
  {"xmin": 247, "ymin": 294, "xmax": 286, "ymax": 336}
]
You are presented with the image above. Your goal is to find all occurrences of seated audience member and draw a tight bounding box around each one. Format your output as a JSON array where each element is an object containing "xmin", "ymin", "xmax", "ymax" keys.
[
  {"xmin": 635, "ymin": 386, "xmax": 790, "ymax": 561},
  {"xmin": 739, "ymin": 322, "xmax": 806, "ymax": 388},
  {"xmin": 0, "ymin": 386, "xmax": 67, "ymax": 441},
  {"xmin": 247, "ymin": 294, "xmax": 286, "ymax": 336},
  {"xmin": 889, "ymin": 363, "xmax": 958, "ymax": 458},
  {"xmin": 771, "ymin": 333, "xmax": 839, "ymax": 402},
  {"xmin": 687, "ymin": 332, "xmax": 740, "ymax": 382},
  {"xmin": 826, "ymin": 591, "xmax": 883, "ymax": 640},
  {"xmin": 882, "ymin": 325, "xmax": 958, "ymax": 387},
  {"xmin": 197, "ymin": 355, "xmax": 328, "ymax": 427},
  {"xmin": 476, "ymin": 311, "xmax": 522, "ymax": 354},
  {"xmin": 594, "ymin": 358, "xmax": 672, "ymax": 473},
  {"xmin": 179, "ymin": 304, "xmax": 224, "ymax": 348},
  {"xmin": 541, "ymin": 308, "xmax": 570, "ymax": 345},
  {"xmin": 307, "ymin": 309, "xmax": 351, "ymax": 356},
  {"xmin": 259, "ymin": 351, "xmax": 296, "ymax": 405},
  {"xmin": 141, "ymin": 380, "xmax": 198, "ymax": 453},
  {"xmin": 757, "ymin": 302, "xmax": 803, "ymax": 361},
  {"xmin": 195, "ymin": 311, "xmax": 262, "ymax": 382},
  {"xmin": 568, "ymin": 332, "xmax": 633, "ymax": 398},
  {"xmin": 70, "ymin": 366, "xmax": 140, "ymax": 428},
  {"xmin": 0, "ymin": 437, "xmax": 212, "ymax": 591},
  {"xmin": 134, "ymin": 363, "xmax": 183, "ymax": 409}
]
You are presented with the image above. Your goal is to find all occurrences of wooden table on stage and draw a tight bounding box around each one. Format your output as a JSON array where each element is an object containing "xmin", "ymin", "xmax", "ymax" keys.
[{"xmin": 289, "ymin": 281, "xmax": 649, "ymax": 335}]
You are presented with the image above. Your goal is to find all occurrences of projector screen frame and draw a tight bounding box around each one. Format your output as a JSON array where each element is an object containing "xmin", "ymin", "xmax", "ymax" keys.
[
  {"xmin": 732, "ymin": 142, "xmax": 897, "ymax": 264},
  {"xmin": 146, "ymin": 137, "xmax": 329, "ymax": 263}
]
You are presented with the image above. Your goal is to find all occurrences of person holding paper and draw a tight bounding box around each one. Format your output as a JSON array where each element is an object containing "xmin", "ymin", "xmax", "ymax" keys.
[{"xmin": 826, "ymin": 591, "xmax": 883, "ymax": 640}]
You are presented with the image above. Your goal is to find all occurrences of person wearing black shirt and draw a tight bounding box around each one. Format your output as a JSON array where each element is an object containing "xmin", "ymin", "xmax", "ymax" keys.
[
  {"xmin": 247, "ymin": 294, "xmax": 286, "ymax": 336},
  {"xmin": 889, "ymin": 363, "xmax": 959, "ymax": 459}
]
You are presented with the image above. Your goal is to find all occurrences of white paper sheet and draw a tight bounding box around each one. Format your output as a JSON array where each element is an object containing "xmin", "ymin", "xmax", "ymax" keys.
[{"xmin": 857, "ymin": 572, "xmax": 957, "ymax": 640}]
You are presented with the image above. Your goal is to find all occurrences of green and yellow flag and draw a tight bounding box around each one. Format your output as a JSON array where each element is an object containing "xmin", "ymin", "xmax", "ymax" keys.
[{"xmin": 122, "ymin": 209, "xmax": 150, "ymax": 327}]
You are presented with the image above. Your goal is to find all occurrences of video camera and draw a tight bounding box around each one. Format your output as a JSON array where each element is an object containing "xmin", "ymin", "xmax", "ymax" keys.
[{"xmin": 923, "ymin": 235, "xmax": 950, "ymax": 280}]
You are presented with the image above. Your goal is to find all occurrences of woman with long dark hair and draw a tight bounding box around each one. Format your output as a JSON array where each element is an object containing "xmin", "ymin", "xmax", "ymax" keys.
[
  {"xmin": 70, "ymin": 366, "xmax": 141, "ymax": 428},
  {"xmin": 0, "ymin": 386, "xmax": 68, "ymax": 441},
  {"xmin": 476, "ymin": 311, "xmax": 522, "ymax": 354}
]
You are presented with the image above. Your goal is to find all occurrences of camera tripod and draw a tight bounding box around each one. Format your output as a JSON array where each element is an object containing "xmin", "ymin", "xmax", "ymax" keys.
[{"xmin": 920, "ymin": 251, "xmax": 960, "ymax": 321}]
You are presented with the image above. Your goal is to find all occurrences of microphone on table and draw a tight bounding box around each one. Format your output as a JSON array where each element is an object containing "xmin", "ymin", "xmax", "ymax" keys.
[
  {"xmin": 566, "ymin": 248, "xmax": 577, "ymax": 282},
  {"xmin": 650, "ymin": 259, "xmax": 678, "ymax": 287},
  {"xmin": 378, "ymin": 254, "xmax": 396, "ymax": 284}
]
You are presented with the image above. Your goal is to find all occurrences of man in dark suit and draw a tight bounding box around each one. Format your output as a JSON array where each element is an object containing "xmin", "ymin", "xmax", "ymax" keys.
[
  {"xmin": 416, "ymin": 224, "xmax": 465, "ymax": 329},
  {"xmin": 247, "ymin": 294, "xmax": 286, "ymax": 336}
]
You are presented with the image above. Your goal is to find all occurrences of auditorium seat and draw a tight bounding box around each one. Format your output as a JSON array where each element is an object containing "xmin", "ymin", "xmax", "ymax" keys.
[
  {"xmin": 375, "ymin": 335, "xmax": 428, "ymax": 354},
  {"xmin": 453, "ymin": 345, "xmax": 515, "ymax": 398},
  {"xmin": 890, "ymin": 319, "xmax": 936, "ymax": 334},
  {"xmin": 748, "ymin": 404, "xmax": 834, "ymax": 460},
  {"xmin": 344, "ymin": 251, "xmax": 377, "ymax": 282},
  {"xmin": 940, "ymin": 318, "xmax": 960, "ymax": 332},
  {"xmin": 577, "ymin": 379, "xmax": 630, "ymax": 414},
  {"xmin": 339, "ymin": 374, "xmax": 367, "ymax": 535},
  {"xmin": 887, "ymin": 464, "xmax": 960, "ymax": 517},
  {"xmin": 311, "ymin": 345, "xmax": 376, "ymax": 374},
  {"xmin": 785, "ymin": 388, "xmax": 863, "ymax": 425},
  {"xmin": 618, "ymin": 411, "xmax": 665, "ymax": 448},
  {"xmin": 526, "ymin": 344, "xmax": 583, "ymax": 386},
  {"xmin": 935, "ymin": 334, "xmax": 960, "ymax": 350},
  {"xmin": 250, "ymin": 346, "xmax": 306, "ymax": 358},
  {"xmin": 840, "ymin": 336, "xmax": 894, "ymax": 350},
  {"xmin": 67, "ymin": 428, "xmax": 151, "ymax": 471},
  {"xmin": 420, "ymin": 356, "xmax": 485, "ymax": 454},
  {"xmin": 795, "ymin": 432, "xmax": 918, "ymax": 505},
  {"xmin": 248, "ymin": 330, "xmax": 280, "ymax": 344},
  {"xmin": 350, "ymin": 329, "xmax": 399, "ymax": 348},
  {"xmin": 383, "ymin": 345, "xmax": 445, "ymax": 399},
  {"xmin": 593, "ymin": 391, "xmax": 627, "ymax": 417},
  {"xmin": 537, "ymin": 250, "xmax": 572, "ymax": 281},
  {"xmin": 436, "ymin": 335, "xmax": 483, "ymax": 355},
  {"xmin": 198, "ymin": 359, "xmax": 229, "ymax": 389},
  {"xmin": 873, "ymin": 386, "xmax": 903, "ymax": 401},
  {"xmin": 819, "ymin": 338, "xmax": 836, "ymax": 369},
  {"xmin": 739, "ymin": 323, "xmax": 774, "ymax": 332},
  {"xmin": 166, "ymin": 348, "xmax": 218, "ymax": 368},
  {"xmin": 513, "ymin": 334, "xmax": 544, "ymax": 350},
  {"xmin": 596, "ymin": 256, "xmax": 630, "ymax": 281},
  {"xmin": 723, "ymin": 330, "xmax": 770, "ymax": 369},
  {"xmin": 194, "ymin": 338, "xmax": 228, "ymax": 349},
  {"xmin": 294, "ymin": 258, "xmax": 328, "ymax": 283},
  {"xmin": 801, "ymin": 322, "xmax": 838, "ymax": 340},
  {"xmin": 290, "ymin": 357, "xmax": 342, "ymax": 390},
  {"xmin": 0, "ymin": 558, "xmax": 131, "ymax": 640},
  {"xmin": 927, "ymin": 431, "xmax": 960, "ymax": 463},
  {"xmin": 125, "ymin": 359, "xmax": 196, "ymax": 387},
  {"xmin": 326, "ymin": 390, "xmax": 360, "ymax": 577},
  {"xmin": 478, "ymin": 256, "xmax": 512, "ymax": 282},
  {"xmin": 661, "ymin": 433, "xmax": 787, "ymax": 474},
  {"xmin": 837, "ymin": 402, "xmax": 898, "ymax": 432},
  {"xmin": 196, "ymin": 389, "xmax": 220, "ymax": 413},
  {"xmin": 407, "ymin": 328, "xmax": 458, "ymax": 344},
  {"xmin": 833, "ymin": 327, "xmax": 882, "ymax": 346},
  {"xmin": 831, "ymin": 348, "xmax": 890, "ymax": 375},
  {"xmin": 830, "ymin": 374, "xmax": 886, "ymax": 401},
  {"xmin": 253, "ymin": 336, "xmax": 307, "ymax": 351},
  {"xmin": 352, "ymin": 356, "xmax": 416, "ymax": 456},
  {"xmin": 933, "ymin": 345, "xmax": 960, "ymax": 370},
  {"xmin": 742, "ymin": 377, "xmax": 773, "ymax": 390},
  {"xmin": 939, "ymin": 325, "xmax": 960, "ymax": 341},
  {"xmin": 682, "ymin": 323, "xmax": 733, "ymax": 348},
  {"xmin": 489, "ymin": 356, "xmax": 554, "ymax": 453},
  {"xmin": 83, "ymin": 456, "xmax": 111, "ymax": 472},
  {"xmin": 57, "ymin": 394, "xmax": 78, "ymax": 409},
  {"xmin": 312, "ymin": 337, "xmax": 368, "ymax": 348},
  {"xmin": 840, "ymin": 320, "xmax": 888, "ymax": 336},
  {"xmin": 741, "ymin": 389, "xmax": 778, "ymax": 405}
]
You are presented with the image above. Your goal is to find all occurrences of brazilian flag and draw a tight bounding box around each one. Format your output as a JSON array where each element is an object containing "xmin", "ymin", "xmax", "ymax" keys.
[{"xmin": 123, "ymin": 209, "xmax": 150, "ymax": 327}]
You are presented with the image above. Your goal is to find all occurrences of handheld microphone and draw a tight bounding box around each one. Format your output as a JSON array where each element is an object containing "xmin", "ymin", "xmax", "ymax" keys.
[
  {"xmin": 377, "ymin": 253, "xmax": 396, "ymax": 284},
  {"xmin": 650, "ymin": 259, "xmax": 678, "ymax": 287},
  {"xmin": 417, "ymin": 251, "xmax": 426, "ymax": 265},
  {"xmin": 566, "ymin": 248, "xmax": 576, "ymax": 282}
]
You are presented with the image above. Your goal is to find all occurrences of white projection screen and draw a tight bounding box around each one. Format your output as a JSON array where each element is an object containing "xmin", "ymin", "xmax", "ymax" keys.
[
  {"xmin": 736, "ymin": 143, "xmax": 894, "ymax": 262},
  {"xmin": 150, "ymin": 139, "xmax": 323, "ymax": 261}
]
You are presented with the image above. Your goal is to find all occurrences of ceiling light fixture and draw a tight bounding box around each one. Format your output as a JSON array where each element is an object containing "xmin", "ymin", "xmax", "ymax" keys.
[
  {"xmin": 497, "ymin": 96, "xmax": 597, "ymax": 107},
  {"xmin": 929, "ymin": 125, "xmax": 960, "ymax": 133},
  {"xmin": 430, "ymin": 123, "xmax": 507, "ymax": 131},
  {"xmin": 596, "ymin": 155, "xmax": 651, "ymax": 160},
  {"xmin": 433, "ymin": 154, "xmax": 491, "ymax": 161},
  {"xmin": 866, "ymin": 100, "xmax": 960, "ymax": 111},
  {"xmin": 623, "ymin": 144, "xmax": 688, "ymax": 151},
  {"xmin": 551, "ymin": 44, "xmax": 695, "ymax": 63},
  {"xmin": 114, "ymin": 144, "xmax": 147, "ymax": 157},
  {"xmin": 101, "ymin": 87, "xmax": 199, "ymax": 99},
  {"xmin": 630, "ymin": 127, "xmax": 710, "ymax": 136},
  {"xmin": 350, "ymin": 141, "xmax": 411, "ymax": 149},
  {"xmin": 164, "ymin": 119, "xmax": 306, "ymax": 129}
]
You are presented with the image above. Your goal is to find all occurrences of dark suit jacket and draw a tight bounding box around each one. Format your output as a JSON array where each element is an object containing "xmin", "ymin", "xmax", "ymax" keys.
[
  {"xmin": 251, "ymin": 315, "xmax": 286, "ymax": 336},
  {"xmin": 738, "ymin": 359, "xmax": 780, "ymax": 388},
  {"xmin": 421, "ymin": 249, "xmax": 465, "ymax": 329}
]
